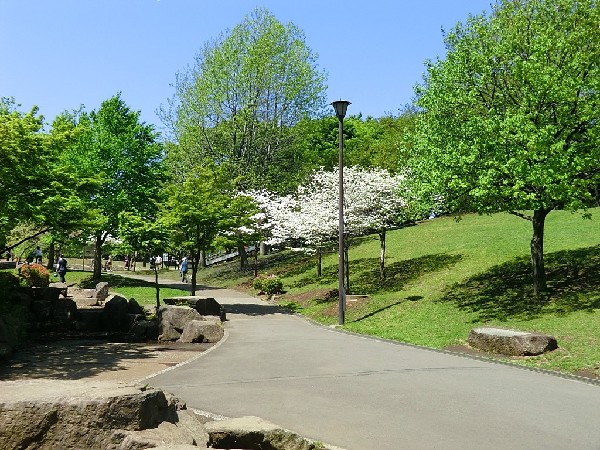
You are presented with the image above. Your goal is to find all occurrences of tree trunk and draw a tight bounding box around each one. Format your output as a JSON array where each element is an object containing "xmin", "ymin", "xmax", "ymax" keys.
[
  {"xmin": 153, "ymin": 264, "xmax": 160, "ymax": 314},
  {"xmin": 344, "ymin": 238, "xmax": 350, "ymax": 295},
  {"xmin": 93, "ymin": 234, "xmax": 104, "ymax": 280},
  {"xmin": 199, "ymin": 250, "xmax": 207, "ymax": 268},
  {"xmin": 316, "ymin": 247, "xmax": 322, "ymax": 278},
  {"xmin": 238, "ymin": 244, "xmax": 248, "ymax": 271},
  {"xmin": 260, "ymin": 242, "xmax": 268, "ymax": 256},
  {"xmin": 531, "ymin": 208, "xmax": 550, "ymax": 296},
  {"xmin": 46, "ymin": 241, "xmax": 55, "ymax": 270},
  {"xmin": 190, "ymin": 252, "xmax": 200, "ymax": 296},
  {"xmin": 254, "ymin": 243, "xmax": 259, "ymax": 278},
  {"xmin": 379, "ymin": 230, "xmax": 386, "ymax": 280}
]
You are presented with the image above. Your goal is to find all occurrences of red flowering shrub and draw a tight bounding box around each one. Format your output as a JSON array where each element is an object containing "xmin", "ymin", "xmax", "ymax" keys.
[{"xmin": 18, "ymin": 263, "xmax": 50, "ymax": 287}]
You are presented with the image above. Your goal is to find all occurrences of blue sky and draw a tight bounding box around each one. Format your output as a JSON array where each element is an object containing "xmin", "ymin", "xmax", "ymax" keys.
[{"xmin": 0, "ymin": 1, "xmax": 491, "ymax": 130}]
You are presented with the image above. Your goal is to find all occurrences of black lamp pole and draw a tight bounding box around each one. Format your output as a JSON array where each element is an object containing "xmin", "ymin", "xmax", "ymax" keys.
[{"xmin": 331, "ymin": 100, "xmax": 351, "ymax": 325}]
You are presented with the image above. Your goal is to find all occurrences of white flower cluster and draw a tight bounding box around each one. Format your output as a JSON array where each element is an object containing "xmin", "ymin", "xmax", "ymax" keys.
[{"xmin": 244, "ymin": 166, "xmax": 410, "ymax": 250}]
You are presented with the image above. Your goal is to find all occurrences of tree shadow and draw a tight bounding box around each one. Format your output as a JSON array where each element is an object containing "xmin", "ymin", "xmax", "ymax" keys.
[
  {"xmin": 289, "ymin": 253, "xmax": 463, "ymax": 295},
  {"xmin": 0, "ymin": 340, "xmax": 211, "ymax": 381},
  {"xmin": 440, "ymin": 245, "xmax": 600, "ymax": 322},
  {"xmin": 224, "ymin": 303, "xmax": 296, "ymax": 316}
]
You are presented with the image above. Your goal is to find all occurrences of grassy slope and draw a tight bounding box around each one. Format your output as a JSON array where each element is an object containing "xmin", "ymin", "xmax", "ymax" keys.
[{"xmin": 197, "ymin": 209, "xmax": 600, "ymax": 376}]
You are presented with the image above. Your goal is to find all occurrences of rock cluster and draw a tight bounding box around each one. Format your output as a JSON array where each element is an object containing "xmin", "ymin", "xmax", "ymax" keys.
[
  {"xmin": 0, "ymin": 380, "xmax": 324, "ymax": 450},
  {"xmin": 158, "ymin": 306, "xmax": 223, "ymax": 344}
]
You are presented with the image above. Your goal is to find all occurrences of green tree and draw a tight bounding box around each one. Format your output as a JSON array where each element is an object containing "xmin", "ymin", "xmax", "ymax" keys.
[
  {"xmin": 413, "ymin": 0, "xmax": 600, "ymax": 295},
  {"xmin": 164, "ymin": 7, "xmax": 327, "ymax": 192},
  {"xmin": 0, "ymin": 99, "xmax": 96, "ymax": 259},
  {"xmin": 161, "ymin": 166, "xmax": 228, "ymax": 295},
  {"xmin": 0, "ymin": 99, "xmax": 49, "ymax": 251},
  {"xmin": 119, "ymin": 212, "xmax": 169, "ymax": 312},
  {"xmin": 61, "ymin": 94, "xmax": 165, "ymax": 279}
]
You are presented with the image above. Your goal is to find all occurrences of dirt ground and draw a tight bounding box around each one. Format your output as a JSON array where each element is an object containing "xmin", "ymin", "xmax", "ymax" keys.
[{"xmin": 0, "ymin": 339, "xmax": 214, "ymax": 383}]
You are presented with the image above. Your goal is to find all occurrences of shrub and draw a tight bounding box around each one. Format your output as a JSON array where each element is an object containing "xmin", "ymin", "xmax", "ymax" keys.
[
  {"xmin": 0, "ymin": 272, "xmax": 20, "ymax": 291},
  {"xmin": 18, "ymin": 263, "xmax": 50, "ymax": 287},
  {"xmin": 252, "ymin": 273, "xmax": 283, "ymax": 295}
]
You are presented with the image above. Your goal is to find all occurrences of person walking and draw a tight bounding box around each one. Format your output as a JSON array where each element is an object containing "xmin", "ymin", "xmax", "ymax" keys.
[
  {"xmin": 34, "ymin": 246, "xmax": 43, "ymax": 264},
  {"xmin": 180, "ymin": 257, "xmax": 188, "ymax": 283},
  {"xmin": 57, "ymin": 254, "xmax": 68, "ymax": 283}
]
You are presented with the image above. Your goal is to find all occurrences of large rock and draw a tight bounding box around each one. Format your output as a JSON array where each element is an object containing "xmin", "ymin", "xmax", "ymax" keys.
[
  {"xmin": 163, "ymin": 296, "xmax": 226, "ymax": 321},
  {"xmin": 102, "ymin": 295, "xmax": 131, "ymax": 332},
  {"xmin": 96, "ymin": 282, "xmax": 110, "ymax": 303},
  {"xmin": 158, "ymin": 306, "xmax": 202, "ymax": 342},
  {"xmin": 0, "ymin": 381, "xmax": 179, "ymax": 450},
  {"xmin": 131, "ymin": 319, "xmax": 159, "ymax": 340},
  {"xmin": 205, "ymin": 416, "xmax": 320, "ymax": 450},
  {"xmin": 116, "ymin": 409, "xmax": 209, "ymax": 450},
  {"xmin": 178, "ymin": 318, "xmax": 223, "ymax": 344},
  {"xmin": 468, "ymin": 327, "xmax": 558, "ymax": 356}
]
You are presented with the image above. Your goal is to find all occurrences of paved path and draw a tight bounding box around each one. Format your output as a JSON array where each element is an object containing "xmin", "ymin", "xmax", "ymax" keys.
[{"xmin": 142, "ymin": 277, "xmax": 600, "ymax": 450}]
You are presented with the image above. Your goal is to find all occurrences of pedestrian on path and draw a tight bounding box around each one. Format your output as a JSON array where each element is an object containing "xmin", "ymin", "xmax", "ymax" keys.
[
  {"xmin": 180, "ymin": 257, "xmax": 188, "ymax": 283},
  {"xmin": 57, "ymin": 254, "xmax": 68, "ymax": 283}
]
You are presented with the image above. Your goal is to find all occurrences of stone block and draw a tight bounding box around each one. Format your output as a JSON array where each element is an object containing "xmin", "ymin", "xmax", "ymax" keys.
[
  {"xmin": 468, "ymin": 327, "xmax": 558, "ymax": 356},
  {"xmin": 163, "ymin": 296, "xmax": 226, "ymax": 321},
  {"xmin": 158, "ymin": 306, "xmax": 202, "ymax": 342},
  {"xmin": 205, "ymin": 416, "xmax": 317, "ymax": 450},
  {"xmin": 95, "ymin": 282, "xmax": 110, "ymax": 303},
  {"xmin": 102, "ymin": 295, "xmax": 130, "ymax": 332},
  {"xmin": 178, "ymin": 318, "xmax": 223, "ymax": 343}
]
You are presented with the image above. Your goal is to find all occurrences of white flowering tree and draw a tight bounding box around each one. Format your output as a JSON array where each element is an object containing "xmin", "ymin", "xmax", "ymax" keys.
[{"xmin": 249, "ymin": 166, "xmax": 412, "ymax": 281}]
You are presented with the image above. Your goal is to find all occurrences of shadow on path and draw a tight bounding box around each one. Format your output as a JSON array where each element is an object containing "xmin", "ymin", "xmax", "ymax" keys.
[{"xmin": 0, "ymin": 340, "xmax": 211, "ymax": 381}]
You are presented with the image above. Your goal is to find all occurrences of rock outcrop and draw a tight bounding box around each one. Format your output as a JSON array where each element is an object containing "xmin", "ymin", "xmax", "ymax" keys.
[{"xmin": 0, "ymin": 380, "xmax": 333, "ymax": 450}]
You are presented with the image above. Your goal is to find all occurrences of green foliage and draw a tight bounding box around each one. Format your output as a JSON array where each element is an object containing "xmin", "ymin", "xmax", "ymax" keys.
[
  {"xmin": 252, "ymin": 273, "xmax": 284, "ymax": 295},
  {"xmin": 414, "ymin": 0, "xmax": 600, "ymax": 215},
  {"xmin": 0, "ymin": 98, "xmax": 50, "ymax": 250},
  {"xmin": 413, "ymin": 0, "xmax": 600, "ymax": 293},
  {"xmin": 18, "ymin": 263, "xmax": 50, "ymax": 287},
  {"xmin": 58, "ymin": 93, "xmax": 166, "ymax": 278},
  {"xmin": 0, "ymin": 271, "xmax": 20, "ymax": 292},
  {"xmin": 165, "ymin": 7, "xmax": 327, "ymax": 192}
]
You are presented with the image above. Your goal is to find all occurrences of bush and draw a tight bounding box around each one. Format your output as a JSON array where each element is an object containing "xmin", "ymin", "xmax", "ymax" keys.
[
  {"xmin": 18, "ymin": 263, "xmax": 50, "ymax": 287},
  {"xmin": 252, "ymin": 273, "xmax": 284, "ymax": 295},
  {"xmin": 0, "ymin": 272, "xmax": 20, "ymax": 291}
]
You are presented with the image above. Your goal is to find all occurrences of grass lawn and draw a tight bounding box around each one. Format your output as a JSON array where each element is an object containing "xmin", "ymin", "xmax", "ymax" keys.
[{"xmin": 192, "ymin": 209, "xmax": 600, "ymax": 377}]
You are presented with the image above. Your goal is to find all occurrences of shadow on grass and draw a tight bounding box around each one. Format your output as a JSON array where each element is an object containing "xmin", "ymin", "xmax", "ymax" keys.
[
  {"xmin": 441, "ymin": 245, "xmax": 600, "ymax": 322},
  {"xmin": 289, "ymin": 253, "xmax": 463, "ymax": 295}
]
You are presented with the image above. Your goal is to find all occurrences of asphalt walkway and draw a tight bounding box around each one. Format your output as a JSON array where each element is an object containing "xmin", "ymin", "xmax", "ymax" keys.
[{"xmin": 140, "ymin": 276, "xmax": 600, "ymax": 450}]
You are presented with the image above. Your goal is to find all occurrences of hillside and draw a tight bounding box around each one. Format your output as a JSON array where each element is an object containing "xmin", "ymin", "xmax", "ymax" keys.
[{"xmin": 196, "ymin": 209, "xmax": 600, "ymax": 376}]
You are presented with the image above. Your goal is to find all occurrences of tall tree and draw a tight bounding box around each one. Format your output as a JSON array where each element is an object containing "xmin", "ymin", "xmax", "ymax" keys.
[
  {"xmin": 413, "ymin": 0, "xmax": 600, "ymax": 295},
  {"xmin": 61, "ymin": 94, "xmax": 165, "ymax": 279},
  {"xmin": 161, "ymin": 165, "xmax": 254, "ymax": 294},
  {"xmin": 164, "ymin": 7, "xmax": 327, "ymax": 192},
  {"xmin": 0, "ymin": 98, "xmax": 49, "ymax": 251}
]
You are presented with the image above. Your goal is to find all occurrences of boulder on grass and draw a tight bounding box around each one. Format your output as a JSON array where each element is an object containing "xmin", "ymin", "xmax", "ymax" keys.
[
  {"xmin": 95, "ymin": 281, "xmax": 109, "ymax": 303},
  {"xmin": 178, "ymin": 318, "xmax": 223, "ymax": 343},
  {"xmin": 468, "ymin": 327, "xmax": 558, "ymax": 356}
]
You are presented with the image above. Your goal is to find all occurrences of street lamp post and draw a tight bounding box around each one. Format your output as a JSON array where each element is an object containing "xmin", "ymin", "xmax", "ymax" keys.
[{"xmin": 331, "ymin": 100, "xmax": 351, "ymax": 325}]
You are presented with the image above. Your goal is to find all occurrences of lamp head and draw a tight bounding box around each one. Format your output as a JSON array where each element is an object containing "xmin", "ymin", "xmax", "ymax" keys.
[{"xmin": 331, "ymin": 100, "xmax": 351, "ymax": 120}]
